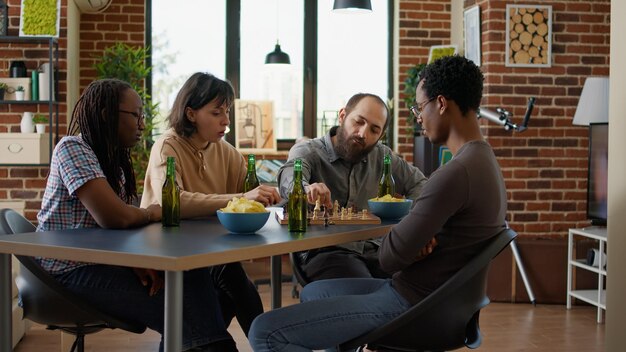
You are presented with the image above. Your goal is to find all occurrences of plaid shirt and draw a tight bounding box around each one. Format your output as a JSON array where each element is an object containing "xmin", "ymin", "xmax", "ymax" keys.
[{"xmin": 37, "ymin": 136, "xmax": 124, "ymax": 274}]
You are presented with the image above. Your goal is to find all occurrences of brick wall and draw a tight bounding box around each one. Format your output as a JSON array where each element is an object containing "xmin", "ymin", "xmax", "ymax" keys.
[
  {"xmin": 77, "ymin": 0, "xmax": 145, "ymax": 90},
  {"xmin": 0, "ymin": 0, "xmax": 69, "ymax": 221},
  {"xmin": 398, "ymin": 0, "xmax": 610, "ymax": 239},
  {"xmin": 397, "ymin": 0, "xmax": 452, "ymax": 161},
  {"xmin": 0, "ymin": 0, "xmax": 144, "ymax": 221},
  {"xmin": 476, "ymin": 0, "xmax": 610, "ymax": 237}
]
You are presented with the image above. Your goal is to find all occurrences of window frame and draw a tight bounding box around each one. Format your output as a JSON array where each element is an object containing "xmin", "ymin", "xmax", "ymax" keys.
[{"xmin": 146, "ymin": 0, "xmax": 394, "ymax": 147}]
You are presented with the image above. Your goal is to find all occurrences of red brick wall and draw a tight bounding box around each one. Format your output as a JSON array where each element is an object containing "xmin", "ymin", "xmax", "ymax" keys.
[
  {"xmin": 398, "ymin": 0, "xmax": 610, "ymax": 239},
  {"xmin": 0, "ymin": 0, "xmax": 69, "ymax": 221},
  {"xmin": 77, "ymin": 0, "xmax": 145, "ymax": 90},
  {"xmin": 477, "ymin": 0, "xmax": 610, "ymax": 237},
  {"xmin": 397, "ymin": 0, "xmax": 452, "ymax": 161},
  {"xmin": 0, "ymin": 0, "xmax": 144, "ymax": 221}
]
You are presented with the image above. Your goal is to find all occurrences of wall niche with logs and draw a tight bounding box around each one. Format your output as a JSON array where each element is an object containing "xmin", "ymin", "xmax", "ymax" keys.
[{"xmin": 505, "ymin": 4, "xmax": 552, "ymax": 67}]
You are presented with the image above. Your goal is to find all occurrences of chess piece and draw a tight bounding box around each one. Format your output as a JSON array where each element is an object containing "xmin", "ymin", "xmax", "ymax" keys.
[
  {"xmin": 348, "ymin": 207, "xmax": 352, "ymax": 218},
  {"xmin": 314, "ymin": 196, "xmax": 321, "ymax": 212},
  {"xmin": 361, "ymin": 209, "xmax": 367, "ymax": 220},
  {"xmin": 312, "ymin": 209, "xmax": 318, "ymax": 220}
]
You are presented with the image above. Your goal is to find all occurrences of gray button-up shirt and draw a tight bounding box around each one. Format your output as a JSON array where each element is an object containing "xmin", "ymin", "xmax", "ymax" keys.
[{"xmin": 278, "ymin": 126, "xmax": 427, "ymax": 253}]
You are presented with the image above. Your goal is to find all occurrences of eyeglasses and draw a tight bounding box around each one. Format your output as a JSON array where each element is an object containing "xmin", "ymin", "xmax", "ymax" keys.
[
  {"xmin": 119, "ymin": 110, "xmax": 145, "ymax": 124},
  {"xmin": 409, "ymin": 97, "xmax": 436, "ymax": 118}
]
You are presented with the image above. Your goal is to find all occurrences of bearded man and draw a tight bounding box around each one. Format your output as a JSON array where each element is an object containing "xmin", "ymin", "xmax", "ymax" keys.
[{"xmin": 277, "ymin": 93, "xmax": 428, "ymax": 281}]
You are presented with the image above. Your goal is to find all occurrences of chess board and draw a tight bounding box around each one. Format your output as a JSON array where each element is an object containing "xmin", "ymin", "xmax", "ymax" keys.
[{"xmin": 276, "ymin": 210, "xmax": 381, "ymax": 225}]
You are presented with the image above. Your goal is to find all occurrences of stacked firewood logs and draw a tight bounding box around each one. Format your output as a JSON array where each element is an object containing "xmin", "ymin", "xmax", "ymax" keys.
[{"xmin": 508, "ymin": 7, "xmax": 550, "ymax": 65}]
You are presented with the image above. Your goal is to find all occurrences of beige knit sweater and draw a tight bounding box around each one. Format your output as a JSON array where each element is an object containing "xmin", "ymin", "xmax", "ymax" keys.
[{"xmin": 140, "ymin": 129, "xmax": 246, "ymax": 218}]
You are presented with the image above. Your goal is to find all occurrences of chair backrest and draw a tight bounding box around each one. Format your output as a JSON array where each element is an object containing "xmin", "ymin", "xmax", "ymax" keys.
[
  {"xmin": 0, "ymin": 208, "xmax": 145, "ymax": 333},
  {"xmin": 289, "ymin": 251, "xmax": 312, "ymax": 287},
  {"xmin": 339, "ymin": 228, "xmax": 517, "ymax": 351}
]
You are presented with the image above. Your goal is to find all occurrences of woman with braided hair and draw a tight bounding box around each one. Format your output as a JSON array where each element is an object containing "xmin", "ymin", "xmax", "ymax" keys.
[{"xmin": 37, "ymin": 79, "xmax": 238, "ymax": 351}]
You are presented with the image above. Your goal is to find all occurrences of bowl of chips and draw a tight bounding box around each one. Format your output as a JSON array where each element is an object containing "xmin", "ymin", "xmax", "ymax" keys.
[
  {"xmin": 217, "ymin": 197, "xmax": 270, "ymax": 234},
  {"xmin": 368, "ymin": 194, "xmax": 413, "ymax": 220}
]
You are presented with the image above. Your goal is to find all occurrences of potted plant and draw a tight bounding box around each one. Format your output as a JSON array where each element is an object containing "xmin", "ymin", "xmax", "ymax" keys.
[
  {"xmin": 15, "ymin": 86, "xmax": 25, "ymax": 101},
  {"xmin": 403, "ymin": 63, "xmax": 439, "ymax": 176},
  {"xmin": 33, "ymin": 114, "xmax": 48, "ymax": 134},
  {"xmin": 0, "ymin": 82, "xmax": 7, "ymax": 100},
  {"xmin": 94, "ymin": 42, "xmax": 159, "ymax": 194},
  {"xmin": 403, "ymin": 63, "xmax": 427, "ymax": 137}
]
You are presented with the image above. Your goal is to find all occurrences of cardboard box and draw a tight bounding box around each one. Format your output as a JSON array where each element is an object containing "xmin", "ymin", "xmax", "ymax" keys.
[
  {"xmin": 0, "ymin": 78, "xmax": 32, "ymax": 101},
  {"xmin": 0, "ymin": 133, "xmax": 50, "ymax": 164}
]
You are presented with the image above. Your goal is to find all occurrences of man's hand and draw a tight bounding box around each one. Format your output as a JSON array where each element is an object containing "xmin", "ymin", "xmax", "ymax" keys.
[
  {"xmin": 415, "ymin": 237, "xmax": 438, "ymax": 261},
  {"xmin": 244, "ymin": 185, "xmax": 282, "ymax": 206},
  {"xmin": 305, "ymin": 183, "xmax": 333, "ymax": 208},
  {"xmin": 133, "ymin": 268, "xmax": 164, "ymax": 296}
]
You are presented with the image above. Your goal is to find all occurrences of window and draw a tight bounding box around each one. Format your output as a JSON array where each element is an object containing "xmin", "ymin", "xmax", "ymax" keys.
[
  {"xmin": 240, "ymin": 0, "xmax": 304, "ymax": 140},
  {"xmin": 317, "ymin": 0, "xmax": 389, "ymax": 137},
  {"xmin": 149, "ymin": 0, "xmax": 391, "ymax": 145},
  {"xmin": 150, "ymin": 0, "xmax": 226, "ymax": 133}
]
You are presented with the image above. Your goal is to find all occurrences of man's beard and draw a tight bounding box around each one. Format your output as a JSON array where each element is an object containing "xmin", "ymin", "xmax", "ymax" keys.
[{"xmin": 334, "ymin": 126, "xmax": 376, "ymax": 164}]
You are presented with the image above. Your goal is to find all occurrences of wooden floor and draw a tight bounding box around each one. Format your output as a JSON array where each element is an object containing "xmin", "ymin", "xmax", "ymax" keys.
[{"xmin": 14, "ymin": 283, "xmax": 605, "ymax": 352}]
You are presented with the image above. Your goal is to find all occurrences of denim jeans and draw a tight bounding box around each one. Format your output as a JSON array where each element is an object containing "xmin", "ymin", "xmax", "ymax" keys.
[
  {"xmin": 248, "ymin": 278, "xmax": 411, "ymax": 352},
  {"xmin": 55, "ymin": 265, "xmax": 235, "ymax": 351}
]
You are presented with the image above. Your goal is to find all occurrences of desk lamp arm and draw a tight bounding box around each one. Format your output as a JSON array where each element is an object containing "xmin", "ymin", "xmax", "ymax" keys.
[{"xmin": 477, "ymin": 97, "xmax": 536, "ymax": 132}]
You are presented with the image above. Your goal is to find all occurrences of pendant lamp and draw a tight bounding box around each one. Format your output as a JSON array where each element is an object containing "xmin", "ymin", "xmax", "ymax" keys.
[
  {"xmin": 265, "ymin": 0, "xmax": 291, "ymax": 65},
  {"xmin": 333, "ymin": 0, "xmax": 372, "ymax": 13},
  {"xmin": 265, "ymin": 42, "xmax": 291, "ymax": 65}
]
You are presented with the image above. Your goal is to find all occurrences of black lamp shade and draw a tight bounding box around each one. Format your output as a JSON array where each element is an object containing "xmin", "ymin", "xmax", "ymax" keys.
[
  {"xmin": 333, "ymin": 0, "xmax": 372, "ymax": 12},
  {"xmin": 265, "ymin": 43, "xmax": 291, "ymax": 65}
]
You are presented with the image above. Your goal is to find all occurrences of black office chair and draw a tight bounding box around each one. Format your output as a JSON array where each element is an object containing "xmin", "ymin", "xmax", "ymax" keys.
[
  {"xmin": 0, "ymin": 209, "xmax": 146, "ymax": 352},
  {"xmin": 289, "ymin": 251, "xmax": 312, "ymax": 287},
  {"xmin": 337, "ymin": 228, "xmax": 517, "ymax": 352}
]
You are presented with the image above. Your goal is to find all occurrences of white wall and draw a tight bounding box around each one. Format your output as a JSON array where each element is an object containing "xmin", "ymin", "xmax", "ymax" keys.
[
  {"xmin": 606, "ymin": 1, "xmax": 625, "ymax": 350},
  {"xmin": 450, "ymin": 0, "xmax": 464, "ymax": 52},
  {"xmin": 66, "ymin": 1, "xmax": 81, "ymax": 123}
]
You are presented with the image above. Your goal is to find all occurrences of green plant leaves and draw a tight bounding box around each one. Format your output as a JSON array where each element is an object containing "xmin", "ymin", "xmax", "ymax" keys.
[
  {"xmin": 94, "ymin": 43, "xmax": 159, "ymax": 194},
  {"xmin": 403, "ymin": 63, "xmax": 426, "ymax": 136}
]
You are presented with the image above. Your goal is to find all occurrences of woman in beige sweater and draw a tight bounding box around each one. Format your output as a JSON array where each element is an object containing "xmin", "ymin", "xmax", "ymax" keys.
[{"xmin": 141, "ymin": 72, "xmax": 280, "ymax": 341}]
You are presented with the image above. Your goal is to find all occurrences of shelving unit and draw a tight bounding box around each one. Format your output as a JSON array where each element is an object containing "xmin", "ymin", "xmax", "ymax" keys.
[
  {"xmin": 566, "ymin": 226, "xmax": 607, "ymax": 323},
  {"xmin": 0, "ymin": 36, "xmax": 59, "ymax": 166}
]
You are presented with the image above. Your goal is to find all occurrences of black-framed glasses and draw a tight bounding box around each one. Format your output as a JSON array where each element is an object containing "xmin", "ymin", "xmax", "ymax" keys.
[
  {"xmin": 119, "ymin": 110, "xmax": 145, "ymax": 124},
  {"xmin": 409, "ymin": 97, "xmax": 436, "ymax": 118}
]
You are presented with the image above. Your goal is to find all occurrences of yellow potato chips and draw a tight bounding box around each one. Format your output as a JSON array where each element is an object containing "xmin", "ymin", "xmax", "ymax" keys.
[
  {"xmin": 370, "ymin": 194, "xmax": 404, "ymax": 202},
  {"xmin": 221, "ymin": 197, "xmax": 267, "ymax": 213}
]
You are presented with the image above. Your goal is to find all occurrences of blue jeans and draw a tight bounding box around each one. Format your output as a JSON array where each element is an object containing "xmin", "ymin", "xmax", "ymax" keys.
[
  {"xmin": 248, "ymin": 278, "xmax": 411, "ymax": 351},
  {"xmin": 54, "ymin": 265, "xmax": 235, "ymax": 351}
]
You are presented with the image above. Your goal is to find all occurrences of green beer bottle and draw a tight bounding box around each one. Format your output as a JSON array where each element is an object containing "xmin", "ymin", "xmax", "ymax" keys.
[
  {"xmin": 243, "ymin": 154, "xmax": 260, "ymax": 192},
  {"xmin": 378, "ymin": 153, "xmax": 396, "ymax": 197},
  {"xmin": 288, "ymin": 159, "xmax": 307, "ymax": 232},
  {"xmin": 162, "ymin": 156, "xmax": 180, "ymax": 227}
]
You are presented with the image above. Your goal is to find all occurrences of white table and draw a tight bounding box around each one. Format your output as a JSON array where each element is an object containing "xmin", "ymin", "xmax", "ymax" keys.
[{"xmin": 0, "ymin": 210, "xmax": 393, "ymax": 351}]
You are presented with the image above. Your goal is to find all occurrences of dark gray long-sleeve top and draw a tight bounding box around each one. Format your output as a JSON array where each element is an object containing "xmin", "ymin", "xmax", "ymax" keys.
[
  {"xmin": 278, "ymin": 126, "xmax": 427, "ymax": 253},
  {"xmin": 380, "ymin": 140, "xmax": 507, "ymax": 305}
]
